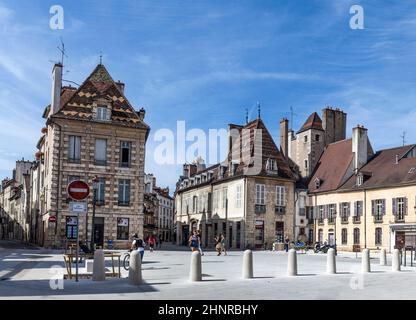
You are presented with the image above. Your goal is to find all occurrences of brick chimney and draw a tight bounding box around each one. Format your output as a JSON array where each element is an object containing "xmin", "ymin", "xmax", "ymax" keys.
[
  {"xmin": 352, "ymin": 125, "xmax": 368, "ymax": 173},
  {"xmin": 280, "ymin": 118, "xmax": 289, "ymax": 157},
  {"xmin": 50, "ymin": 63, "xmax": 63, "ymax": 116}
]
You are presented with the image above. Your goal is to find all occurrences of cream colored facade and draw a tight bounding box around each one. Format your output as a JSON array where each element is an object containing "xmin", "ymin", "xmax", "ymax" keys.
[{"xmin": 311, "ymin": 185, "xmax": 416, "ymax": 252}]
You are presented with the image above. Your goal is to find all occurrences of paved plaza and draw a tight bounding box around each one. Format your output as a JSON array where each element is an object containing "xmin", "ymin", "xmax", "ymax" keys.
[{"xmin": 0, "ymin": 240, "xmax": 415, "ymax": 300}]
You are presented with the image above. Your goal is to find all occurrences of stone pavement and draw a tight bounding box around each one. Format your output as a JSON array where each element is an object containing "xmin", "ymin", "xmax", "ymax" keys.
[{"xmin": 1, "ymin": 241, "xmax": 416, "ymax": 300}]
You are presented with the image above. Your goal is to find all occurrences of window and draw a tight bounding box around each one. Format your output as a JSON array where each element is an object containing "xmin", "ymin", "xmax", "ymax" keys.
[
  {"xmin": 375, "ymin": 228, "xmax": 382, "ymax": 246},
  {"xmin": 304, "ymin": 159, "xmax": 308, "ymax": 169},
  {"xmin": 372, "ymin": 199, "xmax": 385, "ymax": 222},
  {"xmin": 340, "ymin": 202, "xmax": 350, "ymax": 223},
  {"xmin": 222, "ymin": 188, "xmax": 228, "ymax": 208},
  {"xmin": 393, "ymin": 197, "xmax": 407, "ymax": 221},
  {"xmin": 315, "ymin": 134, "xmax": 320, "ymax": 142},
  {"xmin": 117, "ymin": 218, "xmax": 129, "ymax": 240},
  {"xmin": 193, "ymin": 196, "xmax": 198, "ymax": 213},
  {"xmin": 68, "ymin": 136, "xmax": 81, "ymax": 163},
  {"xmin": 96, "ymin": 107, "xmax": 108, "ymax": 121},
  {"xmin": 328, "ymin": 204, "xmax": 336, "ymax": 224},
  {"xmin": 118, "ymin": 179, "xmax": 131, "ymax": 206},
  {"xmin": 318, "ymin": 205, "xmax": 324, "ymax": 223},
  {"xmin": 96, "ymin": 178, "xmax": 105, "ymax": 205},
  {"xmin": 341, "ymin": 228, "xmax": 347, "ymax": 245},
  {"xmin": 213, "ymin": 190, "xmax": 219, "ymax": 210},
  {"xmin": 304, "ymin": 135, "xmax": 308, "ymax": 143},
  {"xmin": 120, "ymin": 141, "xmax": 131, "ymax": 167},
  {"xmin": 255, "ymin": 184, "xmax": 265, "ymax": 205},
  {"xmin": 66, "ymin": 216, "xmax": 78, "ymax": 239},
  {"xmin": 95, "ymin": 139, "xmax": 107, "ymax": 166},
  {"xmin": 266, "ymin": 158, "xmax": 278, "ymax": 172},
  {"xmin": 275, "ymin": 222, "xmax": 284, "ymax": 243},
  {"xmin": 353, "ymin": 201, "xmax": 363, "ymax": 223},
  {"xmin": 276, "ymin": 186, "xmax": 286, "ymax": 206},
  {"xmin": 315, "ymin": 178, "xmax": 321, "ymax": 189},
  {"xmin": 236, "ymin": 185, "xmax": 242, "ymax": 208},
  {"xmin": 357, "ymin": 174, "xmax": 363, "ymax": 186},
  {"xmin": 318, "ymin": 229, "xmax": 323, "ymax": 243},
  {"xmin": 353, "ymin": 228, "xmax": 360, "ymax": 245}
]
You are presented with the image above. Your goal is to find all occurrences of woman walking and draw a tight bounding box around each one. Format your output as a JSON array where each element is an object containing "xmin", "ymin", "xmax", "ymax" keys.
[
  {"xmin": 214, "ymin": 235, "xmax": 222, "ymax": 256},
  {"xmin": 188, "ymin": 230, "xmax": 200, "ymax": 252},
  {"xmin": 220, "ymin": 234, "xmax": 227, "ymax": 256}
]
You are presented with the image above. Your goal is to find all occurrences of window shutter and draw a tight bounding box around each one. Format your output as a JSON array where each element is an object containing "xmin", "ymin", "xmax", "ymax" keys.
[
  {"xmin": 347, "ymin": 202, "xmax": 351, "ymax": 217},
  {"xmin": 333, "ymin": 204, "xmax": 337, "ymax": 217},
  {"xmin": 324, "ymin": 205, "xmax": 328, "ymax": 219},
  {"xmin": 339, "ymin": 203, "xmax": 342, "ymax": 217},
  {"xmin": 352, "ymin": 201, "xmax": 357, "ymax": 217},
  {"xmin": 283, "ymin": 187, "xmax": 286, "ymax": 206},
  {"xmin": 207, "ymin": 193, "xmax": 212, "ymax": 213},
  {"xmin": 404, "ymin": 197, "xmax": 408, "ymax": 215},
  {"xmin": 382, "ymin": 199, "xmax": 386, "ymax": 215},
  {"xmin": 371, "ymin": 200, "xmax": 376, "ymax": 216},
  {"xmin": 392, "ymin": 198, "xmax": 397, "ymax": 216}
]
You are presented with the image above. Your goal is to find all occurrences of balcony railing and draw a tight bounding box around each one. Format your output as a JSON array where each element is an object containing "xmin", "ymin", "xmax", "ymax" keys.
[
  {"xmin": 255, "ymin": 204, "xmax": 266, "ymax": 214},
  {"xmin": 275, "ymin": 206, "xmax": 286, "ymax": 215}
]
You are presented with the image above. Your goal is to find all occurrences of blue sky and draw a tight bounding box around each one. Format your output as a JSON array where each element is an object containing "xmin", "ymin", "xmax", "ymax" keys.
[{"xmin": 0, "ymin": 0, "xmax": 415, "ymax": 191}]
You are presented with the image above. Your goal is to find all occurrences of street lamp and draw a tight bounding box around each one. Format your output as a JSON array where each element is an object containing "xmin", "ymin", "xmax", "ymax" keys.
[{"xmin": 90, "ymin": 175, "xmax": 99, "ymax": 252}]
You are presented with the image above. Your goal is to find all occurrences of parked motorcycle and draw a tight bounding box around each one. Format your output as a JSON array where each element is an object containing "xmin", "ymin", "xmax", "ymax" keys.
[{"xmin": 314, "ymin": 242, "xmax": 336, "ymax": 253}]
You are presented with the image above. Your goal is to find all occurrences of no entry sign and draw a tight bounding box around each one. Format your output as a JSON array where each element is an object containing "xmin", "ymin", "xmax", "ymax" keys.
[{"xmin": 67, "ymin": 180, "xmax": 90, "ymax": 201}]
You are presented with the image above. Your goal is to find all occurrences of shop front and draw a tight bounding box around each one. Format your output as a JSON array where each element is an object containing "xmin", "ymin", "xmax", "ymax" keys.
[{"xmin": 390, "ymin": 224, "xmax": 416, "ymax": 252}]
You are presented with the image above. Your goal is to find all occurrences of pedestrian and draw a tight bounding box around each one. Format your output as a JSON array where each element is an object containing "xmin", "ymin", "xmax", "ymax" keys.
[
  {"xmin": 188, "ymin": 230, "xmax": 199, "ymax": 252},
  {"xmin": 131, "ymin": 233, "xmax": 145, "ymax": 261},
  {"xmin": 220, "ymin": 234, "xmax": 228, "ymax": 256},
  {"xmin": 197, "ymin": 230, "xmax": 204, "ymax": 256},
  {"xmin": 159, "ymin": 237, "xmax": 163, "ymax": 249},
  {"xmin": 214, "ymin": 235, "xmax": 222, "ymax": 256},
  {"xmin": 284, "ymin": 235, "xmax": 290, "ymax": 252},
  {"xmin": 148, "ymin": 235, "xmax": 156, "ymax": 252}
]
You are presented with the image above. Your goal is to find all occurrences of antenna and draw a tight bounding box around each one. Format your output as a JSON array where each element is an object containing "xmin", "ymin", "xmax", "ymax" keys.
[
  {"xmin": 99, "ymin": 51, "xmax": 103, "ymax": 65},
  {"xmin": 57, "ymin": 37, "xmax": 68, "ymax": 66},
  {"xmin": 290, "ymin": 106, "xmax": 298, "ymax": 130},
  {"xmin": 400, "ymin": 131, "xmax": 406, "ymax": 146},
  {"xmin": 245, "ymin": 108, "xmax": 249, "ymax": 124},
  {"xmin": 257, "ymin": 101, "xmax": 261, "ymax": 119}
]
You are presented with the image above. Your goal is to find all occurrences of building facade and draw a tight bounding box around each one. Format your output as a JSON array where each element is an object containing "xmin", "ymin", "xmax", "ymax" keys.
[
  {"xmin": 32, "ymin": 63, "xmax": 149, "ymax": 249},
  {"xmin": 175, "ymin": 117, "xmax": 296, "ymax": 250}
]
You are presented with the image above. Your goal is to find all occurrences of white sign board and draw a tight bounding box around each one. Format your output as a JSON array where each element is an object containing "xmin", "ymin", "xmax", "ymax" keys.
[{"xmin": 70, "ymin": 202, "xmax": 87, "ymax": 213}]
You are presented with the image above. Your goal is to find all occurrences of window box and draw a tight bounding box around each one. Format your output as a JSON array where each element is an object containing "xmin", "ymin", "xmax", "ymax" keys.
[
  {"xmin": 275, "ymin": 206, "xmax": 286, "ymax": 215},
  {"xmin": 255, "ymin": 204, "xmax": 266, "ymax": 214}
]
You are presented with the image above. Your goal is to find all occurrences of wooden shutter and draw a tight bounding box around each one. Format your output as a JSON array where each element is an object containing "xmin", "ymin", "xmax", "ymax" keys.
[
  {"xmin": 382, "ymin": 199, "xmax": 386, "ymax": 215},
  {"xmin": 392, "ymin": 198, "xmax": 397, "ymax": 216},
  {"xmin": 371, "ymin": 200, "xmax": 376, "ymax": 216},
  {"xmin": 347, "ymin": 202, "xmax": 351, "ymax": 217},
  {"xmin": 404, "ymin": 197, "xmax": 408, "ymax": 215}
]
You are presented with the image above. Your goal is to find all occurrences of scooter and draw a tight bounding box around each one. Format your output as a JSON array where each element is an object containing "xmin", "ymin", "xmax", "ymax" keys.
[{"xmin": 314, "ymin": 242, "xmax": 335, "ymax": 253}]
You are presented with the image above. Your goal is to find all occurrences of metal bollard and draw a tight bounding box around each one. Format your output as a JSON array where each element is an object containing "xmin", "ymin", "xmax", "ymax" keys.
[
  {"xmin": 189, "ymin": 251, "xmax": 202, "ymax": 282},
  {"xmin": 129, "ymin": 251, "xmax": 142, "ymax": 285},
  {"xmin": 361, "ymin": 249, "xmax": 371, "ymax": 273},
  {"xmin": 92, "ymin": 249, "xmax": 105, "ymax": 281},
  {"xmin": 379, "ymin": 248, "xmax": 387, "ymax": 266},
  {"xmin": 392, "ymin": 249, "xmax": 401, "ymax": 272},
  {"xmin": 287, "ymin": 249, "xmax": 297, "ymax": 276},
  {"xmin": 242, "ymin": 250, "xmax": 253, "ymax": 279},
  {"xmin": 326, "ymin": 248, "xmax": 336, "ymax": 274}
]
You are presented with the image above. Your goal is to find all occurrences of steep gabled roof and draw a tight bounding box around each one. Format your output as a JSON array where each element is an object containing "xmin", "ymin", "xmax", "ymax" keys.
[
  {"xmin": 297, "ymin": 112, "xmax": 324, "ymax": 134},
  {"xmin": 51, "ymin": 64, "xmax": 149, "ymax": 130},
  {"xmin": 340, "ymin": 144, "xmax": 416, "ymax": 190},
  {"xmin": 308, "ymin": 139, "xmax": 354, "ymax": 193}
]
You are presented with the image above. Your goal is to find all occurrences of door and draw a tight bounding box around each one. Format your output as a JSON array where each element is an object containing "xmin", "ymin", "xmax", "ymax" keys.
[
  {"xmin": 328, "ymin": 231, "xmax": 335, "ymax": 246},
  {"xmin": 236, "ymin": 222, "xmax": 241, "ymax": 249},
  {"xmin": 255, "ymin": 220, "xmax": 264, "ymax": 249},
  {"xmin": 93, "ymin": 217, "xmax": 104, "ymax": 248},
  {"xmin": 182, "ymin": 225, "xmax": 189, "ymax": 246},
  {"xmin": 395, "ymin": 232, "xmax": 405, "ymax": 249}
]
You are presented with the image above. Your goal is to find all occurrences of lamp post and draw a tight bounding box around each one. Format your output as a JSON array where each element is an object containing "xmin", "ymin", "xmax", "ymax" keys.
[{"xmin": 90, "ymin": 175, "xmax": 99, "ymax": 252}]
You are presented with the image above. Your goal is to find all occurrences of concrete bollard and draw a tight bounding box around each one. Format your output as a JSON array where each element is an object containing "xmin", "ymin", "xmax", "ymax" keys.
[
  {"xmin": 379, "ymin": 249, "xmax": 387, "ymax": 266},
  {"xmin": 242, "ymin": 250, "xmax": 253, "ymax": 279},
  {"xmin": 287, "ymin": 249, "xmax": 297, "ymax": 276},
  {"xmin": 85, "ymin": 259, "xmax": 94, "ymax": 273},
  {"xmin": 92, "ymin": 249, "xmax": 105, "ymax": 281},
  {"xmin": 392, "ymin": 249, "xmax": 401, "ymax": 272},
  {"xmin": 129, "ymin": 250, "xmax": 143, "ymax": 285},
  {"xmin": 326, "ymin": 248, "xmax": 336, "ymax": 274},
  {"xmin": 361, "ymin": 249, "xmax": 371, "ymax": 273},
  {"xmin": 189, "ymin": 251, "xmax": 202, "ymax": 282}
]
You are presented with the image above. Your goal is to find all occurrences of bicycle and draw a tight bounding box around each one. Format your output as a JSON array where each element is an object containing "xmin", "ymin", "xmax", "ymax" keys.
[{"xmin": 123, "ymin": 251, "xmax": 131, "ymax": 271}]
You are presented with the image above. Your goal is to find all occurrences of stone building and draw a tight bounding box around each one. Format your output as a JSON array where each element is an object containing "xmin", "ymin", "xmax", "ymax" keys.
[
  {"xmin": 154, "ymin": 186, "xmax": 174, "ymax": 242},
  {"xmin": 175, "ymin": 116, "xmax": 296, "ymax": 250},
  {"xmin": 280, "ymin": 107, "xmax": 347, "ymax": 244},
  {"xmin": 33, "ymin": 63, "xmax": 149, "ymax": 248},
  {"xmin": 308, "ymin": 124, "xmax": 416, "ymax": 252},
  {"xmin": 143, "ymin": 192, "xmax": 158, "ymax": 240}
]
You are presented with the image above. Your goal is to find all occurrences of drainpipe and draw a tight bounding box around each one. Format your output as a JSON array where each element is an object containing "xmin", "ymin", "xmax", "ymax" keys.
[
  {"xmin": 55, "ymin": 122, "xmax": 63, "ymax": 247},
  {"xmin": 364, "ymin": 189, "xmax": 367, "ymax": 249},
  {"xmin": 294, "ymin": 188, "xmax": 299, "ymax": 242}
]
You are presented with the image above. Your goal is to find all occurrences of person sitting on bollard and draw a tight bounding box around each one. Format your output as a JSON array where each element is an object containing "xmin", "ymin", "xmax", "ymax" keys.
[
  {"xmin": 131, "ymin": 233, "xmax": 145, "ymax": 261},
  {"xmin": 188, "ymin": 230, "xmax": 200, "ymax": 252}
]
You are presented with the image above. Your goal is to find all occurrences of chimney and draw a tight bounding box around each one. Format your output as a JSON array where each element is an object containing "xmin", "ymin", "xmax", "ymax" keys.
[
  {"xmin": 395, "ymin": 155, "xmax": 399, "ymax": 165},
  {"xmin": 50, "ymin": 63, "xmax": 63, "ymax": 116},
  {"xmin": 352, "ymin": 125, "xmax": 368, "ymax": 172},
  {"xmin": 137, "ymin": 108, "xmax": 146, "ymax": 121},
  {"xmin": 280, "ymin": 118, "xmax": 289, "ymax": 157},
  {"xmin": 116, "ymin": 80, "xmax": 125, "ymax": 93}
]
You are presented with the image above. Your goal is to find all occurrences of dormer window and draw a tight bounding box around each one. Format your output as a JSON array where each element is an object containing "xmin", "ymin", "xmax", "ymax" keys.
[
  {"xmin": 266, "ymin": 158, "xmax": 278, "ymax": 173},
  {"xmin": 357, "ymin": 174, "xmax": 364, "ymax": 186},
  {"xmin": 229, "ymin": 162, "xmax": 238, "ymax": 176},
  {"xmin": 96, "ymin": 106, "xmax": 109, "ymax": 121},
  {"xmin": 315, "ymin": 178, "xmax": 321, "ymax": 189}
]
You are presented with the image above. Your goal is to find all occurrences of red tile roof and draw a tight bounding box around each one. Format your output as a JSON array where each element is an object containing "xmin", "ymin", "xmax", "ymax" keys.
[
  {"xmin": 308, "ymin": 139, "xmax": 354, "ymax": 193},
  {"xmin": 340, "ymin": 145, "xmax": 416, "ymax": 190},
  {"xmin": 297, "ymin": 112, "xmax": 323, "ymax": 134}
]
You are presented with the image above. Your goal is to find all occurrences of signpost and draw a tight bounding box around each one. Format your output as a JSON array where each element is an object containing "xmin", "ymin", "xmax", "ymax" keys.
[{"xmin": 67, "ymin": 180, "xmax": 90, "ymax": 282}]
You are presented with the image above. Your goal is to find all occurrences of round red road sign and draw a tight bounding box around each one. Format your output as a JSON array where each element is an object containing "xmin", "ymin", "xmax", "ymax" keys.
[
  {"xmin": 67, "ymin": 180, "xmax": 90, "ymax": 201},
  {"xmin": 48, "ymin": 216, "xmax": 57, "ymax": 223}
]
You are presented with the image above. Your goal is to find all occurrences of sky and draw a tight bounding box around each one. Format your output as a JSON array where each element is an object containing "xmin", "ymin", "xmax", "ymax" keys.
[{"xmin": 0, "ymin": 0, "xmax": 415, "ymax": 191}]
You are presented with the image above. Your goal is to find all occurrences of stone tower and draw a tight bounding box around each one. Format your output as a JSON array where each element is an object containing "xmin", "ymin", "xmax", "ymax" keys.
[{"xmin": 322, "ymin": 107, "xmax": 347, "ymax": 145}]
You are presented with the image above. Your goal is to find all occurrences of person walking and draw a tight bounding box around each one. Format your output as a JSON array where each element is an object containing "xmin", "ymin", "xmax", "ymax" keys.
[
  {"xmin": 148, "ymin": 235, "xmax": 156, "ymax": 252},
  {"xmin": 220, "ymin": 234, "xmax": 228, "ymax": 256},
  {"xmin": 214, "ymin": 235, "xmax": 222, "ymax": 256},
  {"xmin": 284, "ymin": 235, "xmax": 290, "ymax": 252},
  {"xmin": 188, "ymin": 230, "xmax": 199, "ymax": 252},
  {"xmin": 197, "ymin": 230, "xmax": 204, "ymax": 256},
  {"xmin": 131, "ymin": 233, "xmax": 145, "ymax": 260}
]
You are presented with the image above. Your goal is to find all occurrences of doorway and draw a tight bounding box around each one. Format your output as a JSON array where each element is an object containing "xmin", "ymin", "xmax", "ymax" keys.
[
  {"xmin": 255, "ymin": 220, "xmax": 264, "ymax": 249},
  {"xmin": 93, "ymin": 217, "xmax": 104, "ymax": 248}
]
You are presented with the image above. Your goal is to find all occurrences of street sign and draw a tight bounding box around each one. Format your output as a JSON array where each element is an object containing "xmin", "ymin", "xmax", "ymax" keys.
[
  {"xmin": 67, "ymin": 180, "xmax": 90, "ymax": 201},
  {"xmin": 70, "ymin": 201, "xmax": 87, "ymax": 213},
  {"xmin": 48, "ymin": 216, "xmax": 57, "ymax": 223}
]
